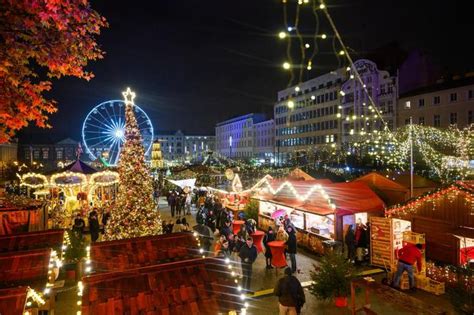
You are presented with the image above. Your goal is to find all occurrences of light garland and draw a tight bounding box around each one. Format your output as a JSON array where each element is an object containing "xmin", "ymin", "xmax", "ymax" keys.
[
  {"xmin": 89, "ymin": 170, "xmax": 119, "ymax": 187},
  {"xmin": 26, "ymin": 287, "xmax": 46, "ymax": 308},
  {"xmin": 20, "ymin": 172, "xmax": 48, "ymax": 189},
  {"xmin": 50, "ymin": 171, "xmax": 87, "ymax": 188},
  {"xmin": 386, "ymin": 182, "xmax": 474, "ymax": 218}
]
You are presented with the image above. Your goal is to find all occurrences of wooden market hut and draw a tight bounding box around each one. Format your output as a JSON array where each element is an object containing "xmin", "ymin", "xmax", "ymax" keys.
[
  {"xmin": 254, "ymin": 178, "xmax": 385, "ymax": 254},
  {"xmin": 354, "ymin": 171, "xmax": 440, "ymax": 206},
  {"xmin": 81, "ymin": 233, "xmax": 242, "ymax": 314},
  {"xmin": 386, "ymin": 181, "xmax": 474, "ymax": 265},
  {"xmin": 0, "ymin": 287, "xmax": 28, "ymax": 315}
]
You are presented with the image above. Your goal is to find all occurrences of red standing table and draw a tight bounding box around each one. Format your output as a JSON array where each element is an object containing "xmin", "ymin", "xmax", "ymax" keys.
[
  {"xmin": 250, "ymin": 230, "xmax": 265, "ymax": 253},
  {"xmin": 232, "ymin": 220, "xmax": 245, "ymax": 235},
  {"xmin": 268, "ymin": 240, "xmax": 287, "ymax": 268}
]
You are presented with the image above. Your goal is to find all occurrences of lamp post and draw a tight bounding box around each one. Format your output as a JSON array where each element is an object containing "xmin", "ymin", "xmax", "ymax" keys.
[{"xmin": 229, "ymin": 136, "xmax": 232, "ymax": 158}]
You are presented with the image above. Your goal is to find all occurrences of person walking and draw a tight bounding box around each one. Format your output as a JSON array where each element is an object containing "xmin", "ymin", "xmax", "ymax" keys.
[
  {"xmin": 88, "ymin": 211, "xmax": 100, "ymax": 242},
  {"xmin": 185, "ymin": 193, "xmax": 192, "ymax": 215},
  {"xmin": 263, "ymin": 226, "xmax": 276, "ymax": 269},
  {"xmin": 101, "ymin": 208, "xmax": 111, "ymax": 234},
  {"xmin": 274, "ymin": 267, "xmax": 305, "ymax": 315},
  {"xmin": 193, "ymin": 223, "xmax": 213, "ymax": 255},
  {"xmin": 168, "ymin": 192, "xmax": 177, "ymax": 218},
  {"xmin": 72, "ymin": 213, "xmax": 85, "ymax": 240},
  {"xmin": 392, "ymin": 243, "xmax": 423, "ymax": 291},
  {"xmin": 286, "ymin": 226, "xmax": 298, "ymax": 274},
  {"xmin": 345, "ymin": 225, "xmax": 356, "ymax": 263},
  {"xmin": 239, "ymin": 236, "xmax": 258, "ymax": 292}
]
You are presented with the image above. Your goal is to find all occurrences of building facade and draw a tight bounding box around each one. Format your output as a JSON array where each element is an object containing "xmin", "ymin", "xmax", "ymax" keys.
[
  {"xmin": 18, "ymin": 138, "xmax": 79, "ymax": 170},
  {"xmin": 340, "ymin": 59, "xmax": 398, "ymax": 145},
  {"xmin": 155, "ymin": 130, "xmax": 215, "ymax": 164},
  {"xmin": 274, "ymin": 68, "xmax": 346, "ymax": 163},
  {"xmin": 274, "ymin": 59, "xmax": 398, "ymax": 163},
  {"xmin": 253, "ymin": 119, "xmax": 275, "ymax": 162},
  {"xmin": 397, "ymin": 75, "xmax": 474, "ymax": 129},
  {"xmin": 215, "ymin": 113, "xmax": 268, "ymax": 160}
]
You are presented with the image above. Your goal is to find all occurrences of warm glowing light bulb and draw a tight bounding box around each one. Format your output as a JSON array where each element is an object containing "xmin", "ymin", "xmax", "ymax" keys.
[
  {"xmin": 339, "ymin": 91, "xmax": 345, "ymax": 96},
  {"xmin": 283, "ymin": 62, "xmax": 291, "ymax": 70},
  {"xmin": 287, "ymin": 100, "xmax": 295, "ymax": 108},
  {"xmin": 278, "ymin": 31, "xmax": 287, "ymax": 39},
  {"xmin": 339, "ymin": 50, "xmax": 345, "ymax": 55},
  {"xmin": 321, "ymin": 34, "xmax": 327, "ymax": 39},
  {"xmin": 346, "ymin": 67, "xmax": 351, "ymax": 71},
  {"xmin": 305, "ymin": 43, "xmax": 310, "ymax": 48},
  {"xmin": 295, "ymin": 86, "xmax": 300, "ymax": 92},
  {"xmin": 311, "ymin": 95, "xmax": 316, "ymax": 100},
  {"xmin": 319, "ymin": 3, "xmax": 325, "ymax": 9}
]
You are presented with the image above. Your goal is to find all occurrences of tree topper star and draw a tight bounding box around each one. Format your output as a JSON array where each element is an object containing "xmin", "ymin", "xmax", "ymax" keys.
[{"xmin": 122, "ymin": 87, "xmax": 136, "ymax": 105}]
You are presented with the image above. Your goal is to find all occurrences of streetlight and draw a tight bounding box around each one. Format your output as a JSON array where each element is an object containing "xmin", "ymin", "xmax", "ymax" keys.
[{"xmin": 229, "ymin": 136, "xmax": 232, "ymax": 158}]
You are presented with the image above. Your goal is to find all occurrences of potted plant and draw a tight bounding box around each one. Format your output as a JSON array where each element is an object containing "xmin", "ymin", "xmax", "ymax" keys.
[{"xmin": 309, "ymin": 251, "xmax": 355, "ymax": 307}]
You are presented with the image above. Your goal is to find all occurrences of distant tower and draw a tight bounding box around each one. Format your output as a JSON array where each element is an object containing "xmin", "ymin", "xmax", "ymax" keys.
[{"xmin": 150, "ymin": 140, "xmax": 164, "ymax": 169}]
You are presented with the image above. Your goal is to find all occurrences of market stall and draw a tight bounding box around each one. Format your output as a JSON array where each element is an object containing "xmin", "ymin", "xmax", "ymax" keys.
[{"xmin": 254, "ymin": 179, "xmax": 385, "ymax": 255}]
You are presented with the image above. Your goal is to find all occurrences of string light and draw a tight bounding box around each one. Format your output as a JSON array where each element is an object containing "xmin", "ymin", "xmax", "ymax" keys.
[
  {"xmin": 282, "ymin": 62, "xmax": 291, "ymax": 70},
  {"xmin": 20, "ymin": 172, "xmax": 48, "ymax": 189},
  {"xmin": 278, "ymin": 31, "xmax": 287, "ymax": 39}
]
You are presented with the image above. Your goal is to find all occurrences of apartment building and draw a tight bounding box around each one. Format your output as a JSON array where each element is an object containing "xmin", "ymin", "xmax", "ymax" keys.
[{"xmin": 397, "ymin": 75, "xmax": 474, "ymax": 129}]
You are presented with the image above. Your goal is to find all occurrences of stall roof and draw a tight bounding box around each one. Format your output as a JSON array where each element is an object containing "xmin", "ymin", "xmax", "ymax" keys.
[
  {"xmin": 255, "ymin": 179, "xmax": 384, "ymax": 216},
  {"xmin": 46, "ymin": 159, "xmax": 97, "ymax": 175},
  {"xmin": 354, "ymin": 172, "xmax": 408, "ymax": 192},
  {"xmin": 287, "ymin": 168, "xmax": 315, "ymax": 181},
  {"xmin": 0, "ymin": 287, "xmax": 27, "ymax": 315},
  {"xmin": 379, "ymin": 171, "xmax": 440, "ymax": 189}
]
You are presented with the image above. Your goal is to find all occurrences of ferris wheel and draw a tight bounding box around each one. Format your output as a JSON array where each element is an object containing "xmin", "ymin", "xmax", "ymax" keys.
[{"xmin": 82, "ymin": 100, "xmax": 154, "ymax": 166}]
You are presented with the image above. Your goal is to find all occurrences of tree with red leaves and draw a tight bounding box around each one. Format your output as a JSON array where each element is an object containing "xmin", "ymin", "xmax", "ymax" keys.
[{"xmin": 0, "ymin": 0, "xmax": 107, "ymax": 143}]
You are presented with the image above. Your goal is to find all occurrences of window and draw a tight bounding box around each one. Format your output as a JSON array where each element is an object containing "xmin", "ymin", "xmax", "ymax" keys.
[
  {"xmin": 405, "ymin": 118, "xmax": 410, "ymax": 125},
  {"xmin": 33, "ymin": 149, "xmax": 40, "ymax": 160},
  {"xmin": 434, "ymin": 114, "xmax": 441, "ymax": 127},
  {"xmin": 450, "ymin": 112, "xmax": 457, "ymax": 124},
  {"xmin": 56, "ymin": 149, "xmax": 63, "ymax": 160},
  {"xmin": 418, "ymin": 117, "xmax": 425, "ymax": 125},
  {"xmin": 450, "ymin": 93, "xmax": 457, "ymax": 102},
  {"xmin": 42, "ymin": 148, "xmax": 49, "ymax": 160},
  {"xmin": 405, "ymin": 101, "xmax": 411, "ymax": 109},
  {"xmin": 433, "ymin": 96, "xmax": 440, "ymax": 105},
  {"xmin": 418, "ymin": 98, "xmax": 425, "ymax": 107},
  {"xmin": 469, "ymin": 111, "xmax": 474, "ymax": 124}
]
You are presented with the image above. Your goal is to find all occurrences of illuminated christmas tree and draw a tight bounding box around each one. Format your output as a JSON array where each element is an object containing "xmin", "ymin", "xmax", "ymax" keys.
[{"xmin": 104, "ymin": 88, "xmax": 162, "ymax": 240}]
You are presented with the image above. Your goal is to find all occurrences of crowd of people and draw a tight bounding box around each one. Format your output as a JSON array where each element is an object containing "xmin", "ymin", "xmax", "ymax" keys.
[
  {"xmin": 344, "ymin": 219, "xmax": 371, "ymax": 265},
  {"xmin": 72, "ymin": 207, "xmax": 111, "ymax": 242}
]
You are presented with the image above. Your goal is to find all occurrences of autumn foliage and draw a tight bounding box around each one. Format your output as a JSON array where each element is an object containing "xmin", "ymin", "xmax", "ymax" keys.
[{"xmin": 0, "ymin": 0, "xmax": 107, "ymax": 143}]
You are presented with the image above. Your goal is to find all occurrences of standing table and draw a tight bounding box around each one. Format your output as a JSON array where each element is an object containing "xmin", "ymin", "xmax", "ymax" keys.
[
  {"xmin": 268, "ymin": 240, "xmax": 287, "ymax": 268},
  {"xmin": 250, "ymin": 230, "xmax": 265, "ymax": 253},
  {"xmin": 232, "ymin": 220, "xmax": 245, "ymax": 235}
]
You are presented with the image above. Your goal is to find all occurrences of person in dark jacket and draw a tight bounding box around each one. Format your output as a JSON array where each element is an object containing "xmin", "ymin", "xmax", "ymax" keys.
[
  {"xmin": 193, "ymin": 223, "xmax": 213, "ymax": 255},
  {"xmin": 101, "ymin": 208, "xmax": 111, "ymax": 234},
  {"xmin": 345, "ymin": 225, "xmax": 356, "ymax": 263},
  {"xmin": 263, "ymin": 226, "xmax": 276, "ymax": 269},
  {"xmin": 72, "ymin": 213, "xmax": 85, "ymax": 240},
  {"xmin": 88, "ymin": 211, "xmax": 100, "ymax": 242},
  {"xmin": 274, "ymin": 267, "xmax": 305, "ymax": 315},
  {"xmin": 168, "ymin": 192, "xmax": 177, "ymax": 217},
  {"xmin": 216, "ymin": 240, "xmax": 232, "ymax": 259},
  {"xmin": 239, "ymin": 236, "xmax": 258, "ymax": 292},
  {"xmin": 286, "ymin": 226, "xmax": 298, "ymax": 273}
]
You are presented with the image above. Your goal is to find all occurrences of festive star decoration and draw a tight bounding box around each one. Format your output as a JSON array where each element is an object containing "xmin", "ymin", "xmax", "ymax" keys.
[{"xmin": 122, "ymin": 87, "xmax": 136, "ymax": 105}]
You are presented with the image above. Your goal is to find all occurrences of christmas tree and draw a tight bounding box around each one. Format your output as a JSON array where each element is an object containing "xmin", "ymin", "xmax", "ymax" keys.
[{"xmin": 104, "ymin": 88, "xmax": 162, "ymax": 240}]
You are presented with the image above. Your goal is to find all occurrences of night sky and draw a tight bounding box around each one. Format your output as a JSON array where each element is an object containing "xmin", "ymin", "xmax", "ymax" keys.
[{"xmin": 19, "ymin": 0, "xmax": 474, "ymax": 143}]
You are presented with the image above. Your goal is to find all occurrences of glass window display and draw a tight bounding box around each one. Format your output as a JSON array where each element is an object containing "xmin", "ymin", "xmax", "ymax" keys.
[
  {"xmin": 290, "ymin": 209, "xmax": 304, "ymax": 229},
  {"xmin": 306, "ymin": 213, "xmax": 333, "ymax": 238}
]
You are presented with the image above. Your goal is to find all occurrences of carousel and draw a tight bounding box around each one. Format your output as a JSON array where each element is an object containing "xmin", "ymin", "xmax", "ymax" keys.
[{"xmin": 19, "ymin": 159, "xmax": 119, "ymax": 227}]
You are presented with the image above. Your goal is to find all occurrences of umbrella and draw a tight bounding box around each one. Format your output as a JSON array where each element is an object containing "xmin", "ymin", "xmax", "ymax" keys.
[{"xmin": 271, "ymin": 209, "xmax": 287, "ymax": 219}]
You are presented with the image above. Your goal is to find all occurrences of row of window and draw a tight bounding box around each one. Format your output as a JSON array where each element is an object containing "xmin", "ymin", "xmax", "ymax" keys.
[
  {"xmin": 276, "ymin": 106, "xmax": 338, "ymax": 125},
  {"xmin": 256, "ymin": 138, "xmax": 274, "ymax": 147},
  {"xmin": 275, "ymin": 91, "xmax": 339, "ymax": 114},
  {"xmin": 405, "ymin": 90, "xmax": 474, "ymax": 109},
  {"xmin": 404, "ymin": 111, "xmax": 474, "ymax": 126},
  {"xmin": 278, "ymin": 79, "xmax": 343, "ymax": 101},
  {"xmin": 277, "ymin": 134, "xmax": 337, "ymax": 147},
  {"xmin": 218, "ymin": 139, "xmax": 253, "ymax": 149},
  {"xmin": 25, "ymin": 147, "xmax": 74, "ymax": 161},
  {"xmin": 218, "ymin": 120, "xmax": 252, "ymax": 132},
  {"xmin": 277, "ymin": 120, "xmax": 339, "ymax": 136}
]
